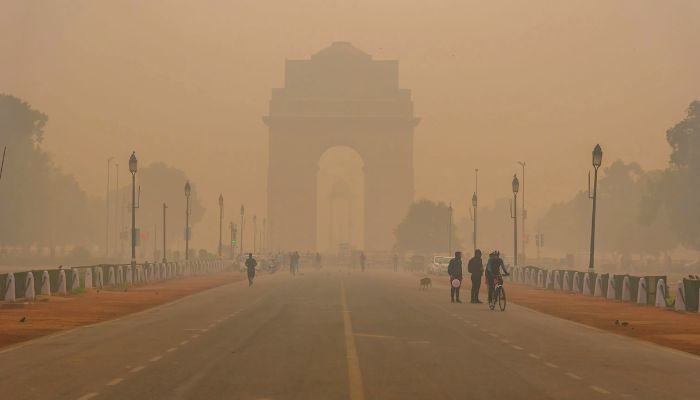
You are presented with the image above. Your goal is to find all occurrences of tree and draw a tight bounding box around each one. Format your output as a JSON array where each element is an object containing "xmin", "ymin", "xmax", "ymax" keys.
[
  {"xmin": 539, "ymin": 160, "xmax": 676, "ymax": 257},
  {"xmin": 0, "ymin": 94, "xmax": 101, "ymax": 249},
  {"xmin": 394, "ymin": 199, "xmax": 461, "ymax": 255},
  {"xmin": 645, "ymin": 100, "xmax": 700, "ymax": 249}
]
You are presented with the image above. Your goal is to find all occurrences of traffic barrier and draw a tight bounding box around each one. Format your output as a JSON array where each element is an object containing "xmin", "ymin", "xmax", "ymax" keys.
[
  {"xmin": 583, "ymin": 274, "xmax": 592, "ymax": 296},
  {"xmin": 95, "ymin": 267, "xmax": 104, "ymax": 289},
  {"xmin": 655, "ymin": 279, "xmax": 667, "ymax": 308},
  {"xmin": 674, "ymin": 281, "xmax": 686, "ymax": 311},
  {"xmin": 606, "ymin": 276, "xmax": 615, "ymax": 300},
  {"xmin": 25, "ymin": 272, "xmax": 36, "ymax": 300},
  {"xmin": 126, "ymin": 266, "xmax": 133, "ymax": 285},
  {"xmin": 70, "ymin": 269, "xmax": 80, "ymax": 291},
  {"xmin": 562, "ymin": 271, "xmax": 571, "ymax": 292},
  {"xmin": 637, "ymin": 279, "xmax": 648, "ymax": 305},
  {"xmin": 84, "ymin": 268, "xmax": 93, "ymax": 289},
  {"xmin": 57, "ymin": 269, "xmax": 67, "ymax": 295},
  {"xmin": 573, "ymin": 272, "xmax": 581, "ymax": 293},
  {"xmin": 40, "ymin": 271, "xmax": 51, "ymax": 296},
  {"xmin": 108, "ymin": 267, "xmax": 115, "ymax": 286},
  {"xmin": 116, "ymin": 266, "xmax": 123, "ymax": 285},
  {"xmin": 4, "ymin": 272, "xmax": 15, "ymax": 301},
  {"xmin": 594, "ymin": 275, "xmax": 604, "ymax": 297},
  {"xmin": 553, "ymin": 271, "xmax": 561, "ymax": 291},
  {"xmin": 545, "ymin": 270, "xmax": 553, "ymax": 290},
  {"xmin": 622, "ymin": 276, "xmax": 632, "ymax": 302},
  {"xmin": 682, "ymin": 279, "xmax": 700, "ymax": 312},
  {"xmin": 537, "ymin": 270, "xmax": 544, "ymax": 288}
]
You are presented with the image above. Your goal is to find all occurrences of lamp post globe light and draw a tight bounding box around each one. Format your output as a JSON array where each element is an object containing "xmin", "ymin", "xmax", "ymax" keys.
[
  {"xmin": 184, "ymin": 181, "xmax": 191, "ymax": 261},
  {"xmin": 218, "ymin": 194, "xmax": 224, "ymax": 259},
  {"xmin": 589, "ymin": 144, "xmax": 603, "ymax": 272},
  {"xmin": 511, "ymin": 174, "xmax": 519, "ymax": 267},
  {"xmin": 129, "ymin": 152, "xmax": 138, "ymax": 272}
]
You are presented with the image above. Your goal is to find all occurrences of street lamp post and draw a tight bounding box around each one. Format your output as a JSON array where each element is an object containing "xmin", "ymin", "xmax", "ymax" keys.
[
  {"xmin": 230, "ymin": 222, "xmax": 236, "ymax": 259},
  {"xmin": 129, "ymin": 152, "xmax": 138, "ymax": 272},
  {"xmin": 510, "ymin": 174, "xmax": 520, "ymax": 267},
  {"xmin": 218, "ymin": 194, "xmax": 224, "ymax": 259},
  {"xmin": 517, "ymin": 161, "xmax": 526, "ymax": 264},
  {"xmin": 106, "ymin": 157, "xmax": 113, "ymax": 257},
  {"xmin": 162, "ymin": 203, "xmax": 167, "ymax": 263},
  {"xmin": 471, "ymin": 192, "xmax": 477, "ymax": 254},
  {"xmin": 447, "ymin": 203, "xmax": 453, "ymax": 255},
  {"xmin": 240, "ymin": 205, "xmax": 245, "ymax": 256},
  {"xmin": 588, "ymin": 144, "xmax": 603, "ymax": 272},
  {"xmin": 184, "ymin": 181, "xmax": 191, "ymax": 261}
]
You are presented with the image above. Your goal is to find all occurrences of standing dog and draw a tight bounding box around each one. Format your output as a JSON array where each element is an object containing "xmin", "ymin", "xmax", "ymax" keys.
[{"xmin": 420, "ymin": 277, "xmax": 432, "ymax": 290}]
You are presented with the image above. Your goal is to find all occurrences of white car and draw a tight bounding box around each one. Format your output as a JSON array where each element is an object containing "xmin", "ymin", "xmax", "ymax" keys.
[{"xmin": 430, "ymin": 256, "xmax": 452, "ymax": 275}]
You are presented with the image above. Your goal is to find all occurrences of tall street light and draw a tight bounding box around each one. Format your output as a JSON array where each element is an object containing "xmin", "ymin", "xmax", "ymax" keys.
[
  {"xmin": 230, "ymin": 222, "xmax": 237, "ymax": 259},
  {"xmin": 106, "ymin": 157, "xmax": 113, "ymax": 258},
  {"xmin": 517, "ymin": 161, "xmax": 526, "ymax": 264},
  {"xmin": 588, "ymin": 144, "xmax": 603, "ymax": 272},
  {"xmin": 162, "ymin": 203, "xmax": 167, "ymax": 263},
  {"xmin": 471, "ymin": 192, "xmax": 477, "ymax": 254},
  {"xmin": 129, "ymin": 152, "xmax": 138, "ymax": 272},
  {"xmin": 240, "ymin": 205, "xmax": 245, "ymax": 256},
  {"xmin": 218, "ymin": 194, "xmax": 224, "ymax": 258},
  {"xmin": 511, "ymin": 174, "xmax": 520, "ymax": 267},
  {"xmin": 253, "ymin": 215, "xmax": 258, "ymax": 254},
  {"xmin": 184, "ymin": 181, "xmax": 191, "ymax": 261},
  {"xmin": 447, "ymin": 203, "xmax": 453, "ymax": 255}
]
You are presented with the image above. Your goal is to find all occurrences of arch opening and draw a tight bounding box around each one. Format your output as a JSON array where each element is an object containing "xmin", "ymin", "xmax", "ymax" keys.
[{"xmin": 316, "ymin": 146, "xmax": 365, "ymax": 253}]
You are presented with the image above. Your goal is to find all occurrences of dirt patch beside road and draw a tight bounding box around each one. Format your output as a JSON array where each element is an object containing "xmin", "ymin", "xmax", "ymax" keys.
[
  {"xmin": 505, "ymin": 283, "xmax": 700, "ymax": 356},
  {"xmin": 0, "ymin": 272, "xmax": 244, "ymax": 349}
]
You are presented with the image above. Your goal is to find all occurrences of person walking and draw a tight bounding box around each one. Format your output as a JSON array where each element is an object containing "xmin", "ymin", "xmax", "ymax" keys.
[
  {"xmin": 468, "ymin": 249, "xmax": 484, "ymax": 303},
  {"xmin": 447, "ymin": 251, "xmax": 463, "ymax": 303},
  {"xmin": 245, "ymin": 253, "xmax": 257, "ymax": 287}
]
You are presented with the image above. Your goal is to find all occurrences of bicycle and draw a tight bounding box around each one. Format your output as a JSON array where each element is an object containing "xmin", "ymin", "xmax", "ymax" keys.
[{"xmin": 488, "ymin": 274, "xmax": 508, "ymax": 311}]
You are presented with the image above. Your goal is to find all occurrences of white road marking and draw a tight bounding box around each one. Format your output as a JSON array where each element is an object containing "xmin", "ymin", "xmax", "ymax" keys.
[
  {"xmin": 545, "ymin": 362, "xmax": 559, "ymax": 369},
  {"xmin": 407, "ymin": 340, "xmax": 431, "ymax": 344},
  {"xmin": 479, "ymin": 328, "xmax": 487, "ymax": 332},
  {"xmin": 149, "ymin": 356, "xmax": 162, "ymax": 362},
  {"xmin": 77, "ymin": 392, "xmax": 99, "ymax": 400},
  {"xmin": 130, "ymin": 366, "xmax": 144, "ymax": 373},
  {"xmin": 166, "ymin": 347, "xmax": 177, "ymax": 352},
  {"xmin": 565, "ymin": 372, "xmax": 583, "ymax": 380},
  {"xmin": 489, "ymin": 333, "xmax": 499, "ymax": 338},
  {"xmin": 511, "ymin": 345, "xmax": 524, "ymax": 351},
  {"xmin": 180, "ymin": 340, "xmax": 189, "ymax": 345},
  {"xmin": 500, "ymin": 339, "xmax": 510, "ymax": 344},
  {"xmin": 528, "ymin": 353, "xmax": 540, "ymax": 359},
  {"xmin": 106, "ymin": 378, "xmax": 123, "ymax": 386},
  {"xmin": 590, "ymin": 385, "xmax": 610, "ymax": 394},
  {"xmin": 191, "ymin": 334, "xmax": 200, "ymax": 339}
]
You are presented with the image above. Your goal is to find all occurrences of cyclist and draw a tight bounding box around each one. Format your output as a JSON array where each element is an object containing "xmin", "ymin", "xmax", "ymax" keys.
[{"xmin": 485, "ymin": 250, "xmax": 510, "ymax": 304}]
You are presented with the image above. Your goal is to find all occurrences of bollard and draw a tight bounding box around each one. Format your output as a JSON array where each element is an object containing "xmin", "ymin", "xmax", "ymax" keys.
[
  {"xmin": 126, "ymin": 266, "xmax": 133, "ymax": 285},
  {"xmin": 622, "ymin": 276, "xmax": 632, "ymax": 302},
  {"xmin": 84, "ymin": 268, "xmax": 93, "ymax": 289},
  {"xmin": 24, "ymin": 272, "xmax": 36, "ymax": 300},
  {"xmin": 583, "ymin": 274, "xmax": 592, "ymax": 296},
  {"xmin": 40, "ymin": 271, "xmax": 51, "ymax": 296},
  {"xmin": 674, "ymin": 281, "xmax": 686, "ymax": 311},
  {"xmin": 562, "ymin": 272, "xmax": 571, "ymax": 292},
  {"xmin": 57, "ymin": 269, "xmax": 67, "ymax": 295},
  {"xmin": 655, "ymin": 279, "xmax": 667, "ymax": 308},
  {"xmin": 116, "ymin": 266, "xmax": 123, "ymax": 285},
  {"xmin": 4, "ymin": 272, "xmax": 16, "ymax": 302},
  {"xmin": 606, "ymin": 276, "xmax": 615, "ymax": 300},
  {"xmin": 573, "ymin": 272, "xmax": 581, "ymax": 293},
  {"xmin": 70, "ymin": 269, "xmax": 81, "ymax": 292},
  {"xmin": 594, "ymin": 275, "xmax": 603, "ymax": 297},
  {"xmin": 637, "ymin": 279, "xmax": 648, "ymax": 305},
  {"xmin": 553, "ymin": 271, "xmax": 561, "ymax": 291},
  {"xmin": 108, "ymin": 266, "xmax": 115, "ymax": 286}
]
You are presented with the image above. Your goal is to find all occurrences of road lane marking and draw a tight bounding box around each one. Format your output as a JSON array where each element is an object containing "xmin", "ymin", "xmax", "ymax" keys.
[
  {"xmin": 77, "ymin": 392, "xmax": 99, "ymax": 400},
  {"xmin": 528, "ymin": 353, "xmax": 540, "ymax": 359},
  {"xmin": 180, "ymin": 340, "xmax": 189, "ymax": 345},
  {"xmin": 149, "ymin": 356, "xmax": 162, "ymax": 362},
  {"xmin": 354, "ymin": 333, "xmax": 396, "ymax": 339},
  {"xmin": 590, "ymin": 385, "xmax": 610, "ymax": 394},
  {"xmin": 130, "ymin": 366, "xmax": 144, "ymax": 373},
  {"xmin": 565, "ymin": 372, "xmax": 583, "ymax": 380},
  {"xmin": 511, "ymin": 345, "xmax": 524, "ymax": 351},
  {"xmin": 407, "ymin": 341, "xmax": 431, "ymax": 345},
  {"xmin": 106, "ymin": 378, "xmax": 123, "ymax": 386},
  {"xmin": 167, "ymin": 347, "xmax": 177, "ymax": 352},
  {"xmin": 191, "ymin": 334, "xmax": 200, "ymax": 339},
  {"xmin": 489, "ymin": 333, "xmax": 500, "ymax": 339},
  {"xmin": 500, "ymin": 339, "xmax": 510, "ymax": 344},
  {"xmin": 545, "ymin": 362, "xmax": 559, "ymax": 369},
  {"xmin": 341, "ymin": 281, "xmax": 366, "ymax": 400}
]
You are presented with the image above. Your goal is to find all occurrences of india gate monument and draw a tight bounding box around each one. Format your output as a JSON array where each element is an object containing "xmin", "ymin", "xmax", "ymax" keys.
[{"xmin": 264, "ymin": 42, "xmax": 419, "ymax": 252}]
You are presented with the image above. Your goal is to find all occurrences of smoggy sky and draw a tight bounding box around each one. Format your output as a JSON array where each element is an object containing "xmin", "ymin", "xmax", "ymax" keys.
[{"xmin": 2, "ymin": 0, "xmax": 699, "ymax": 251}]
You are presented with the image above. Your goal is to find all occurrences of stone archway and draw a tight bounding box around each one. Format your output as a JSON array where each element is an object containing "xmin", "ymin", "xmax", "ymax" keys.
[{"xmin": 263, "ymin": 42, "xmax": 419, "ymax": 252}]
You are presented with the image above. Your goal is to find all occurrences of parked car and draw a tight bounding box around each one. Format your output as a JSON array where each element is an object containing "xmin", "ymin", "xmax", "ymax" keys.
[{"xmin": 430, "ymin": 255, "xmax": 452, "ymax": 275}]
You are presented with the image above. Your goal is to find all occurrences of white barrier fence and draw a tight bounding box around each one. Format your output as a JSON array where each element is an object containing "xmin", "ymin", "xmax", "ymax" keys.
[{"xmin": 0, "ymin": 259, "xmax": 231, "ymax": 301}]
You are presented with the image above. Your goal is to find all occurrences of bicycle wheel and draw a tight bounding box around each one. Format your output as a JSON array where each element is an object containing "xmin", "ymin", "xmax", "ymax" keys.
[{"xmin": 498, "ymin": 286, "xmax": 507, "ymax": 311}]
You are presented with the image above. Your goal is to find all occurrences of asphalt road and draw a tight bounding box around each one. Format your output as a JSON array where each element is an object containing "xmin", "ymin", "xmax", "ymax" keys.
[{"xmin": 0, "ymin": 268, "xmax": 698, "ymax": 400}]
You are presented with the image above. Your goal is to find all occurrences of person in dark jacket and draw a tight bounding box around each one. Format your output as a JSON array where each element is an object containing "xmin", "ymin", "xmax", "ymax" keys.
[
  {"xmin": 245, "ymin": 253, "xmax": 257, "ymax": 286},
  {"xmin": 468, "ymin": 249, "xmax": 484, "ymax": 303},
  {"xmin": 447, "ymin": 251, "xmax": 463, "ymax": 303}
]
